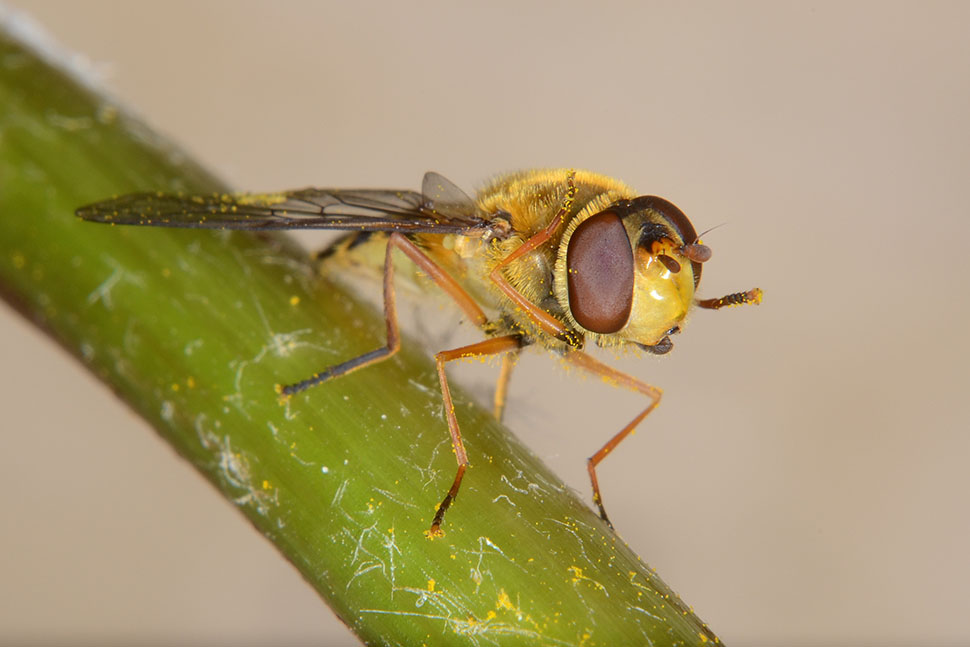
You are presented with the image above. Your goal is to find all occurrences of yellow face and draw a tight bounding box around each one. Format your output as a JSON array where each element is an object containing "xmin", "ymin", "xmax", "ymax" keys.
[
  {"xmin": 619, "ymin": 240, "xmax": 696, "ymax": 346},
  {"xmin": 557, "ymin": 195, "xmax": 706, "ymax": 352}
]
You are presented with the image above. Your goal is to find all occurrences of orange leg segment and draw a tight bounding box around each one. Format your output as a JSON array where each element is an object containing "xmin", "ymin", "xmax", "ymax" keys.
[
  {"xmin": 429, "ymin": 334, "xmax": 524, "ymax": 536},
  {"xmin": 488, "ymin": 170, "xmax": 582, "ymax": 347},
  {"xmin": 492, "ymin": 348, "xmax": 521, "ymax": 422},
  {"xmin": 563, "ymin": 350, "xmax": 663, "ymax": 528},
  {"xmin": 281, "ymin": 232, "xmax": 487, "ymax": 395}
]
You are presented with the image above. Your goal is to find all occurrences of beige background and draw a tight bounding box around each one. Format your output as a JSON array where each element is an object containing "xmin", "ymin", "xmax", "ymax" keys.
[{"xmin": 2, "ymin": 2, "xmax": 969, "ymax": 645}]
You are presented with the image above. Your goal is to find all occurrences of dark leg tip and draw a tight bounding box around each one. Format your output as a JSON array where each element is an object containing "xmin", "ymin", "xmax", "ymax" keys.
[{"xmin": 595, "ymin": 503, "xmax": 614, "ymax": 530}]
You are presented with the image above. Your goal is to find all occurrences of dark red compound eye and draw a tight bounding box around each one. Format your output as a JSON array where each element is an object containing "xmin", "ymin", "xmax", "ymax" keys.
[{"xmin": 566, "ymin": 211, "xmax": 634, "ymax": 334}]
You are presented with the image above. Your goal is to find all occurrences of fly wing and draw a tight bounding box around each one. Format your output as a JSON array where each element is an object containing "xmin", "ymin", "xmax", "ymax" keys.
[
  {"xmin": 76, "ymin": 177, "xmax": 489, "ymax": 235},
  {"xmin": 421, "ymin": 171, "xmax": 478, "ymax": 221}
]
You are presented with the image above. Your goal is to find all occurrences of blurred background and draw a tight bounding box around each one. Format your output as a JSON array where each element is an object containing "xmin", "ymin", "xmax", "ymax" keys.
[{"xmin": 1, "ymin": 2, "xmax": 968, "ymax": 645}]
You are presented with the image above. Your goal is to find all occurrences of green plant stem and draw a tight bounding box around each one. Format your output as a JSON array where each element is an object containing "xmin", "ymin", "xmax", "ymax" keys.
[{"xmin": 0, "ymin": 29, "xmax": 722, "ymax": 646}]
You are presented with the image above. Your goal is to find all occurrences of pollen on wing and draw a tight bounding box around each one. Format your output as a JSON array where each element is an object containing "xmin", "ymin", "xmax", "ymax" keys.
[{"xmin": 235, "ymin": 192, "xmax": 289, "ymax": 206}]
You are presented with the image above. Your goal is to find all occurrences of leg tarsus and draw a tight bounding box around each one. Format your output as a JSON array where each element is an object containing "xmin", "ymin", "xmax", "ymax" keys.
[
  {"xmin": 282, "ymin": 234, "xmax": 403, "ymax": 395},
  {"xmin": 428, "ymin": 463, "xmax": 466, "ymax": 538},
  {"xmin": 281, "ymin": 347, "xmax": 392, "ymax": 395},
  {"xmin": 586, "ymin": 457, "xmax": 614, "ymax": 529}
]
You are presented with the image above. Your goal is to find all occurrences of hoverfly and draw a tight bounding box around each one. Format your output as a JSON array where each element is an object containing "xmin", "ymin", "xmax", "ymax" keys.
[{"xmin": 77, "ymin": 169, "xmax": 761, "ymax": 536}]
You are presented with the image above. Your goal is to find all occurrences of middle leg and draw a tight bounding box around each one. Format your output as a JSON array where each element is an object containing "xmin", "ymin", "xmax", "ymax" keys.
[{"xmin": 429, "ymin": 334, "xmax": 524, "ymax": 536}]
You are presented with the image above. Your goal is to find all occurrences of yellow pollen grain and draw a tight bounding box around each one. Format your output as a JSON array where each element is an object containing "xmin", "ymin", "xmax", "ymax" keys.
[
  {"xmin": 427, "ymin": 579, "xmax": 435, "ymax": 592},
  {"xmin": 289, "ymin": 295, "xmax": 300, "ymax": 306},
  {"xmin": 496, "ymin": 589, "xmax": 514, "ymax": 610}
]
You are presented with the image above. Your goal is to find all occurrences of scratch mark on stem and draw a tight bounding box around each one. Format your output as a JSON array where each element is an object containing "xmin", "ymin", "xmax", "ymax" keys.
[{"xmin": 87, "ymin": 257, "xmax": 144, "ymax": 309}]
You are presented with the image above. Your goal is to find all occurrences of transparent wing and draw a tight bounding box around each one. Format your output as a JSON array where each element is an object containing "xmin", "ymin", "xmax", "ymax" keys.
[
  {"xmin": 76, "ymin": 176, "xmax": 488, "ymax": 235},
  {"xmin": 421, "ymin": 171, "xmax": 477, "ymax": 221}
]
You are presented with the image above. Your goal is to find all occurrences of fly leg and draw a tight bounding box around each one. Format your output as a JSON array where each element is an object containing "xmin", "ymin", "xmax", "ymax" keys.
[
  {"xmin": 429, "ymin": 334, "xmax": 524, "ymax": 537},
  {"xmin": 492, "ymin": 348, "xmax": 521, "ymax": 422},
  {"xmin": 281, "ymin": 232, "xmax": 487, "ymax": 394},
  {"xmin": 488, "ymin": 170, "xmax": 583, "ymax": 347},
  {"xmin": 563, "ymin": 349, "xmax": 663, "ymax": 529}
]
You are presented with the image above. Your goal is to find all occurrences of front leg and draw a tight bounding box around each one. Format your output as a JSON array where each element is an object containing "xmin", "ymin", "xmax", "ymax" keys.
[
  {"xmin": 562, "ymin": 349, "xmax": 663, "ymax": 528},
  {"xmin": 488, "ymin": 170, "xmax": 582, "ymax": 347}
]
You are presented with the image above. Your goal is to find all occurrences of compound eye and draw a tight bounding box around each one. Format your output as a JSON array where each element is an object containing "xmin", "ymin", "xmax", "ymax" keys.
[{"xmin": 566, "ymin": 211, "xmax": 634, "ymax": 334}]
